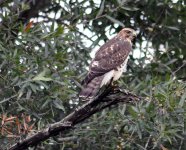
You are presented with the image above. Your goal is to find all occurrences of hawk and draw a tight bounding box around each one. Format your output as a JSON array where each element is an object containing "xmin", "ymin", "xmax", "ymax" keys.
[{"xmin": 79, "ymin": 28, "xmax": 136, "ymax": 99}]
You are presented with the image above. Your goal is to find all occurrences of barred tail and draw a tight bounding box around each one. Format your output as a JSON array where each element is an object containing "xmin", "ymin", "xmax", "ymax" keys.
[{"xmin": 79, "ymin": 76, "xmax": 103, "ymax": 100}]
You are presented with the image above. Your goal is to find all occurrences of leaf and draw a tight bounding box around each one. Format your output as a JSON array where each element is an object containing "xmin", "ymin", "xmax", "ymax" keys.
[
  {"xmin": 18, "ymin": 82, "xmax": 29, "ymax": 99},
  {"xmin": 53, "ymin": 99, "xmax": 66, "ymax": 112},
  {"xmin": 105, "ymin": 15, "xmax": 124, "ymax": 27},
  {"xmin": 5, "ymin": 116, "xmax": 16, "ymax": 122},
  {"xmin": 160, "ymin": 144, "xmax": 169, "ymax": 150},
  {"xmin": 26, "ymin": 89, "xmax": 32, "ymax": 99},
  {"xmin": 54, "ymin": 25, "xmax": 64, "ymax": 36},
  {"xmin": 24, "ymin": 20, "xmax": 34, "ymax": 32},
  {"xmin": 165, "ymin": 26, "xmax": 180, "ymax": 31},
  {"xmin": 178, "ymin": 92, "xmax": 186, "ymax": 108},
  {"xmin": 174, "ymin": 133, "xmax": 184, "ymax": 140},
  {"xmin": 41, "ymin": 99, "xmax": 52, "ymax": 109},
  {"xmin": 32, "ymin": 69, "xmax": 52, "ymax": 81},
  {"xmin": 119, "ymin": 104, "xmax": 126, "ymax": 115},
  {"xmin": 11, "ymin": 76, "xmax": 19, "ymax": 85},
  {"xmin": 41, "ymin": 31, "xmax": 56, "ymax": 39},
  {"xmin": 128, "ymin": 106, "xmax": 138, "ymax": 118},
  {"xmin": 165, "ymin": 59, "xmax": 177, "ymax": 65},
  {"xmin": 121, "ymin": 6, "xmax": 139, "ymax": 11},
  {"xmin": 35, "ymin": 81, "xmax": 49, "ymax": 90}
]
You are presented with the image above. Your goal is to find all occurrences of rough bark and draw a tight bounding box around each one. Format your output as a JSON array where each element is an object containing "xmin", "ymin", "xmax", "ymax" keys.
[{"xmin": 9, "ymin": 88, "xmax": 140, "ymax": 150}]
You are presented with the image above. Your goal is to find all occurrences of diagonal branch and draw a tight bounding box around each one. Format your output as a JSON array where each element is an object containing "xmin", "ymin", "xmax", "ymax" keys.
[{"xmin": 9, "ymin": 88, "xmax": 140, "ymax": 150}]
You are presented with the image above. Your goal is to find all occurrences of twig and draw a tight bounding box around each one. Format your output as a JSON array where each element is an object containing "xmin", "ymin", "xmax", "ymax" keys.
[
  {"xmin": 145, "ymin": 134, "xmax": 152, "ymax": 149},
  {"xmin": 0, "ymin": 95, "xmax": 17, "ymax": 104},
  {"xmin": 173, "ymin": 61, "xmax": 186, "ymax": 75}
]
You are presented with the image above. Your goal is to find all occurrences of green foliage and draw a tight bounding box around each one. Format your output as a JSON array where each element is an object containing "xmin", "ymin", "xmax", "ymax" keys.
[{"xmin": 0, "ymin": 0, "xmax": 185, "ymax": 149}]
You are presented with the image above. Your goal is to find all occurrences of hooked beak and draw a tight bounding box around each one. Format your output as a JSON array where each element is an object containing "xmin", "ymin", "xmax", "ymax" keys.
[
  {"xmin": 133, "ymin": 31, "xmax": 137, "ymax": 37},
  {"xmin": 130, "ymin": 31, "xmax": 137, "ymax": 40}
]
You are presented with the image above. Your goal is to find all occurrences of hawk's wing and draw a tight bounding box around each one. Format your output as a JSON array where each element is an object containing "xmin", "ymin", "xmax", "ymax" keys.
[{"xmin": 82, "ymin": 37, "xmax": 132, "ymax": 85}]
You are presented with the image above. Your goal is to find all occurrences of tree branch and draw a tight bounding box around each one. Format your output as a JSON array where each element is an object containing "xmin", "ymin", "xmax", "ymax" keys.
[{"xmin": 9, "ymin": 88, "xmax": 140, "ymax": 150}]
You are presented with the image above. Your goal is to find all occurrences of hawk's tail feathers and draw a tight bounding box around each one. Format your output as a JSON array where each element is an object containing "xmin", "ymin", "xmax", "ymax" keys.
[{"xmin": 79, "ymin": 76, "xmax": 103, "ymax": 100}]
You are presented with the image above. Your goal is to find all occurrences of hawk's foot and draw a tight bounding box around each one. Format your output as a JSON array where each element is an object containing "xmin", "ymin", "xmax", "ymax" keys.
[{"xmin": 110, "ymin": 85, "xmax": 121, "ymax": 94}]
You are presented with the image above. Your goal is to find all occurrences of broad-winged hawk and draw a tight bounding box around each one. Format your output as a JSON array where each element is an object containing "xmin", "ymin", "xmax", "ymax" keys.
[{"xmin": 79, "ymin": 28, "xmax": 136, "ymax": 99}]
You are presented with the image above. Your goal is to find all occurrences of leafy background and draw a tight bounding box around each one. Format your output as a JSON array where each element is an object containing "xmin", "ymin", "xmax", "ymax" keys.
[{"xmin": 0, "ymin": 0, "xmax": 185, "ymax": 149}]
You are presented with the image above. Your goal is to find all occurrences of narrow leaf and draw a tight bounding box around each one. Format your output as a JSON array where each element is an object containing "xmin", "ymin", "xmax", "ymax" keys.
[
  {"xmin": 32, "ymin": 69, "xmax": 52, "ymax": 81},
  {"xmin": 165, "ymin": 26, "xmax": 180, "ymax": 31},
  {"xmin": 105, "ymin": 15, "xmax": 124, "ymax": 27},
  {"xmin": 179, "ymin": 92, "xmax": 186, "ymax": 108}
]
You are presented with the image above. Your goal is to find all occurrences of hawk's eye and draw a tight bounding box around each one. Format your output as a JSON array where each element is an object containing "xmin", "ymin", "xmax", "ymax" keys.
[{"xmin": 126, "ymin": 31, "xmax": 131, "ymax": 34}]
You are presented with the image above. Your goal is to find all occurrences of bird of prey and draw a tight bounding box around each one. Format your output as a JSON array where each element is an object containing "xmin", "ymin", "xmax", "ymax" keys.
[{"xmin": 79, "ymin": 28, "xmax": 136, "ymax": 99}]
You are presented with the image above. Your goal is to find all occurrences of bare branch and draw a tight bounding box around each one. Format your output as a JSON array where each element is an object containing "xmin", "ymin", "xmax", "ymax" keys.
[{"xmin": 9, "ymin": 88, "xmax": 140, "ymax": 150}]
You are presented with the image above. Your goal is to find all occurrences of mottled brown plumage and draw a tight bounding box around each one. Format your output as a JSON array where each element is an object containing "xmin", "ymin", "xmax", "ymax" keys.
[{"xmin": 79, "ymin": 28, "xmax": 136, "ymax": 99}]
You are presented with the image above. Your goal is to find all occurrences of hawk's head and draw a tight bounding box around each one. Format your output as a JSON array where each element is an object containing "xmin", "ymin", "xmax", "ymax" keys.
[{"xmin": 119, "ymin": 28, "xmax": 137, "ymax": 41}]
